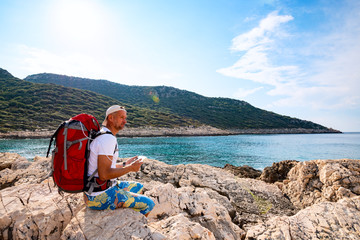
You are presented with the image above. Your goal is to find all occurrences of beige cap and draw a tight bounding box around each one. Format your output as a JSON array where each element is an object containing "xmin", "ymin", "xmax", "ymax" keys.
[{"xmin": 102, "ymin": 105, "xmax": 126, "ymax": 126}]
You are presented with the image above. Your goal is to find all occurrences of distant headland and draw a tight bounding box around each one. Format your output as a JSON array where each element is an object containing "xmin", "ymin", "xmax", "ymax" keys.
[
  {"xmin": 1, "ymin": 68, "xmax": 341, "ymax": 134},
  {"xmin": 0, "ymin": 126, "xmax": 341, "ymax": 139}
]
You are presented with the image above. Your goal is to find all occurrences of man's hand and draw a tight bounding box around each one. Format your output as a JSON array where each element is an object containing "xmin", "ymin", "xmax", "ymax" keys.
[
  {"xmin": 125, "ymin": 156, "xmax": 139, "ymax": 166},
  {"xmin": 125, "ymin": 156, "xmax": 143, "ymax": 172},
  {"xmin": 130, "ymin": 157, "xmax": 143, "ymax": 172}
]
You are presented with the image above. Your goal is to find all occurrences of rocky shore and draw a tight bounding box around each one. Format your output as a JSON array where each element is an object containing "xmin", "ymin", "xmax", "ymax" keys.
[
  {"xmin": 1, "ymin": 152, "xmax": 359, "ymax": 239},
  {"xmin": 0, "ymin": 126, "xmax": 341, "ymax": 139}
]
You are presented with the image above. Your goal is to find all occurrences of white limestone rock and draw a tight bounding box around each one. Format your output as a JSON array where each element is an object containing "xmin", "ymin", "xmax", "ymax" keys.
[
  {"xmin": 281, "ymin": 159, "xmax": 360, "ymax": 209},
  {"xmin": 246, "ymin": 196, "xmax": 360, "ymax": 240}
]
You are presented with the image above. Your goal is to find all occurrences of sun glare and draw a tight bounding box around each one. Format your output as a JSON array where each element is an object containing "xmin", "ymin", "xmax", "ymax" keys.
[{"xmin": 51, "ymin": 0, "xmax": 110, "ymax": 47}]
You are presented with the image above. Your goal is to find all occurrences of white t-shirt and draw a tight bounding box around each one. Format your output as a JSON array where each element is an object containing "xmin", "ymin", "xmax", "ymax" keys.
[{"xmin": 86, "ymin": 127, "xmax": 118, "ymax": 196}]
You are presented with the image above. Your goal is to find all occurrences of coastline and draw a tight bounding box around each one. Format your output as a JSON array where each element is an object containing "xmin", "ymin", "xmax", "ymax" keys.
[{"xmin": 0, "ymin": 126, "xmax": 342, "ymax": 139}]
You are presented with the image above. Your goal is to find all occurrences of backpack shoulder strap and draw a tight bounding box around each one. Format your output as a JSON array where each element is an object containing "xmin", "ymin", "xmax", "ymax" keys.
[
  {"xmin": 92, "ymin": 129, "xmax": 117, "ymax": 155},
  {"xmin": 92, "ymin": 129, "xmax": 113, "ymax": 139},
  {"xmin": 86, "ymin": 129, "xmax": 117, "ymax": 194}
]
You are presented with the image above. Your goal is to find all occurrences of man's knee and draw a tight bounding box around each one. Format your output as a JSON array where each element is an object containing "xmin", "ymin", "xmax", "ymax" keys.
[{"xmin": 147, "ymin": 197, "xmax": 155, "ymax": 212}]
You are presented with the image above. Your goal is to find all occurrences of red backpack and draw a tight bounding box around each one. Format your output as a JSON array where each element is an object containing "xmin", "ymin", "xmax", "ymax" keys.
[{"xmin": 46, "ymin": 113, "xmax": 112, "ymax": 193}]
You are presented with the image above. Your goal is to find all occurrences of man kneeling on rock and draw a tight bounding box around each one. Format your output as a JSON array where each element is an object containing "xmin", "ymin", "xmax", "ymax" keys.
[{"xmin": 84, "ymin": 105, "xmax": 155, "ymax": 216}]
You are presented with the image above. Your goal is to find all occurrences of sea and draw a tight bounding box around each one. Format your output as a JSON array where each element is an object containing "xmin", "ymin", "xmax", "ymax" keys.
[{"xmin": 1, "ymin": 132, "xmax": 359, "ymax": 170}]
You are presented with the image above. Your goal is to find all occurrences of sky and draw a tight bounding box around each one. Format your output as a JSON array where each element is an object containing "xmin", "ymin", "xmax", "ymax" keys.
[{"xmin": 1, "ymin": 0, "xmax": 359, "ymax": 132}]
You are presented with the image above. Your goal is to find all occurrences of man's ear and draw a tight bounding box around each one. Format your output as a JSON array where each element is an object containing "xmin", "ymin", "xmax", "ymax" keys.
[{"xmin": 108, "ymin": 114, "xmax": 113, "ymax": 124}]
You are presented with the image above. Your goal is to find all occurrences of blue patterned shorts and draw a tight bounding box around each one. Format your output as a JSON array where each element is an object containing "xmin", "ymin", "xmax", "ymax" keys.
[{"xmin": 84, "ymin": 181, "xmax": 155, "ymax": 215}]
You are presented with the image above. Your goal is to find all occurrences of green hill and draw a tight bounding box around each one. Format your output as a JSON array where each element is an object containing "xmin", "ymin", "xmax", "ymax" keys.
[
  {"xmin": 25, "ymin": 73, "xmax": 331, "ymax": 130},
  {"xmin": 0, "ymin": 68, "xmax": 201, "ymax": 132}
]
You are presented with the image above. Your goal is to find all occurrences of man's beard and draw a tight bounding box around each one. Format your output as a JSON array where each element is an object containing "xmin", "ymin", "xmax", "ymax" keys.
[{"xmin": 115, "ymin": 123, "xmax": 125, "ymax": 131}]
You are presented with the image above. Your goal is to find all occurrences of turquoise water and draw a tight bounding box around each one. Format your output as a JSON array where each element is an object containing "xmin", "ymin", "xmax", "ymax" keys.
[{"xmin": 0, "ymin": 133, "xmax": 359, "ymax": 169}]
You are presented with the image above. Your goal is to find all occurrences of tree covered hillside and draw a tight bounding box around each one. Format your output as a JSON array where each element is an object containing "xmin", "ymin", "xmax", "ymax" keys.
[
  {"xmin": 26, "ymin": 73, "xmax": 331, "ymax": 130},
  {"xmin": 0, "ymin": 68, "xmax": 201, "ymax": 132}
]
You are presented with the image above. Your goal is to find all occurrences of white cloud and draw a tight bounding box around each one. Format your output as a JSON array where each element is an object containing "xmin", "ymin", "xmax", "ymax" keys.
[
  {"xmin": 230, "ymin": 11, "xmax": 293, "ymax": 52},
  {"xmin": 15, "ymin": 45, "xmax": 185, "ymax": 88},
  {"xmin": 269, "ymin": 4, "xmax": 360, "ymax": 110},
  {"xmin": 218, "ymin": 45, "xmax": 298, "ymax": 87},
  {"xmin": 234, "ymin": 87, "xmax": 264, "ymax": 98},
  {"xmin": 218, "ymin": 7, "xmax": 360, "ymax": 111},
  {"xmin": 17, "ymin": 45, "xmax": 106, "ymax": 79},
  {"xmin": 217, "ymin": 11, "xmax": 297, "ymax": 90}
]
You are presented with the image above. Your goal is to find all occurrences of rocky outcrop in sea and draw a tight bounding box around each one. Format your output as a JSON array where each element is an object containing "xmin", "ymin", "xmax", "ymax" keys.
[{"xmin": 0, "ymin": 152, "xmax": 359, "ymax": 239}]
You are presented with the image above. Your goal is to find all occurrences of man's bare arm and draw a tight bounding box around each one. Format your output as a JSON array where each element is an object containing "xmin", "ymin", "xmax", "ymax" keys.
[{"xmin": 97, "ymin": 155, "xmax": 142, "ymax": 181}]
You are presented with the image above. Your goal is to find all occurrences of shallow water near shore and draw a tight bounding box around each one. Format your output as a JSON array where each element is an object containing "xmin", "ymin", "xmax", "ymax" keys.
[{"xmin": 0, "ymin": 133, "xmax": 359, "ymax": 169}]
